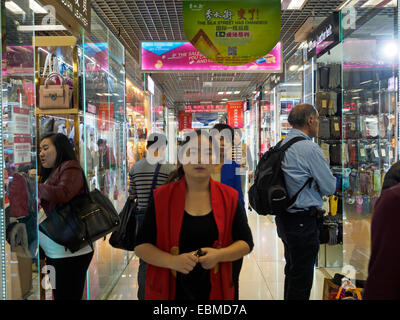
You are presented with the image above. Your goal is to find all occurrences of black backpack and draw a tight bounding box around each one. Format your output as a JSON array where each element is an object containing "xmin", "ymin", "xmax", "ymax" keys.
[{"xmin": 248, "ymin": 137, "xmax": 312, "ymax": 216}]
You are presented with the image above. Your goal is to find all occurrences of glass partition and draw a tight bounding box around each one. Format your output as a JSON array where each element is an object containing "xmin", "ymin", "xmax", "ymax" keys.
[
  {"xmin": 341, "ymin": 3, "xmax": 398, "ymax": 280},
  {"xmin": 1, "ymin": 0, "xmax": 38, "ymax": 300},
  {"xmin": 82, "ymin": 10, "xmax": 128, "ymax": 300}
]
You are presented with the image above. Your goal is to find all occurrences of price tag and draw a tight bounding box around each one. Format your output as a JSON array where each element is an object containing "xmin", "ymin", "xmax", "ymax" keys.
[
  {"xmin": 360, "ymin": 149, "xmax": 366, "ymax": 157},
  {"xmin": 322, "ymin": 100, "xmax": 327, "ymax": 108},
  {"xmin": 350, "ymin": 123, "xmax": 356, "ymax": 131},
  {"xmin": 334, "ymin": 123, "xmax": 340, "ymax": 131},
  {"xmin": 390, "ymin": 150, "xmax": 394, "ymax": 159},
  {"xmin": 374, "ymin": 150, "xmax": 379, "ymax": 158},
  {"xmin": 381, "ymin": 149, "xmax": 386, "ymax": 157}
]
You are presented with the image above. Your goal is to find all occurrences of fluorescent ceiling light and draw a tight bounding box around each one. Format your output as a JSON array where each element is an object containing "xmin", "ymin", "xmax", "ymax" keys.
[
  {"xmin": 283, "ymin": 0, "xmax": 308, "ymax": 10},
  {"xmin": 289, "ymin": 65, "xmax": 299, "ymax": 72},
  {"xmin": 200, "ymin": 101, "xmax": 212, "ymax": 104},
  {"xmin": 226, "ymin": 91, "xmax": 232, "ymax": 95},
  {"xmin": 29, "ymin": 0, "xmax": 48, "ymax": 14},
  {"xmin": 5, "ymin": 1, "xmax": 25, "ymax": 14},
  {"xmin": 217, "ymin": 92, "xmax": 225, "ymax": 95},
  {"xmin": 222, "ymin": 98, "xmax": 228, "ymax": 101},
  {"xmin": 18, "ymin": 25, "xmax": 67, "ymax": 31},
  {"xmin": 234, "ymin": 91, "xmax": 241, "ymax": 94},
  {"xmin": 281, "ymin": 83, "xmax": 301, "ymax": 86},
  {"xmin": 361, "ymin": 0, "xmax": 396, "ymax": 7}
]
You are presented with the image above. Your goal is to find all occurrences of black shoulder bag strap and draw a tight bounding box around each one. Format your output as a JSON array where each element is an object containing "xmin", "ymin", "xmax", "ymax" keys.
[
  {"xmin": 148, "ymin": 163, "xmax": 161, "ymax": 204},
  {"xmin": 278, "ymin": 137, "xmax": 314, "ymax": 208}
]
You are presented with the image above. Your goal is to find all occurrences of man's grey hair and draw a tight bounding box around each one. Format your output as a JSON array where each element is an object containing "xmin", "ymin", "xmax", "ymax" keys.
[{"xmin": 288, "ymin": 104, "xmax": 318, "ymax": 128}]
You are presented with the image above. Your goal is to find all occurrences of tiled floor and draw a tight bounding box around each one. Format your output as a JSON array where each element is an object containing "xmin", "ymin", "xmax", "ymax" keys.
[{"xmin": 107, "ymin": 213, "xmax": 340, "ymax": 300}]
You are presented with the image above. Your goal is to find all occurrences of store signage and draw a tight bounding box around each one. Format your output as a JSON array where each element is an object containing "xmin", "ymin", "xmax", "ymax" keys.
[
  {"xmin": 40, "ymin": 0, "xmax": 91, "ymax": 34},
  {"xmin": 141, "ymin": 41, "xmax": 282, "ymax": 72},
  {"xmin": 184, "ymin": 104, "xmax": 227, "ymax": 113},
  {"xmin": 13, "ymin": 135, "xmax": 31, "ymax": 166},
  {"xmin": 97, "ymin": 103, "xmax": 114, "ymax": 131},
  {"xmin": 179, "ymin": 112, "xmax": 193, "ymax": 131},
  {"xmin": 182, "ymin": 0, "xmax": 281, "ymax": 66},
  {"xmin": 267, "ymin": 73, "xmax": 284, "ymax": 89},
  {"xmin": 306, "ymin": 12, "xmax": 339, "ymax": 60},
  {"xmin": 10, "ymin": 106, "xmax": 30, "ymax": 135},
  {"xmin": 227, "ymin": 101, "xmax": 244, "ymax": 129}
]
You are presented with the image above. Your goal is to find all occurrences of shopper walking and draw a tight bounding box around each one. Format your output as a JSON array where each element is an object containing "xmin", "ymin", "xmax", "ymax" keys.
[
  {"xmin": 211, "ymin": 123, "xmax": 245, "ymax": 300},
  {"xmin": 364, "ymin": 162, "xmax": 400, "ymax": 300},
  {"xmin": 134, "ymin": 130, "xmax": 253, "ymax": 300},
  {"xmin": 277, "ymin": 104, "xmax": 336, "ymax": 300},
  {"xmin": 129, "ymin": 132, "xmax": 175, "ymax": 300},
  {"xmin": 38, "ymin": 133, "xmax": 93, "ymax": 300}
]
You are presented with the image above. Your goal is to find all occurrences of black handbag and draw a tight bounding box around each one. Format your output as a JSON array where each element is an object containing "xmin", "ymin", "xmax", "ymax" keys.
[
  {"xmin": 39, "ymin": 170, "xmax": 120, "ymax": 253},
  {"xmin": 109, "ymin": 164, "xmax": 161, "ymax": 251},
  {"xmin": 108, "ymin": 196, "xmax": 138, "ymax": 251}
]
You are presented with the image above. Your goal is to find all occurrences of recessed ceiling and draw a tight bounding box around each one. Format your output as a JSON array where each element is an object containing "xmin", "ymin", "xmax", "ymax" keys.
[{"xmin": 37, "ymin": 0, "xmax": 343, "ymax": 104}]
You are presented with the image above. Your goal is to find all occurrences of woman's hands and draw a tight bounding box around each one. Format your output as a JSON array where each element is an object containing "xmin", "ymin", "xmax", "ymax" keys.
[
  {"xmin": 198, "ymin": 248, "xmax": 220, "ymax": 270},
  {"xmin": 170, "ymin": 251, "xmax": 199, "ymax": 274},
  {"xmin": 170, "ymin": 248, "xmax": 222, "ymax": 274}
]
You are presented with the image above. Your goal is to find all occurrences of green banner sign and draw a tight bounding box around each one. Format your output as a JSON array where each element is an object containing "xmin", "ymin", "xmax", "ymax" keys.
[{"xmin": 183, "ymin": 0, "xmax": 281, "ymax": 66}]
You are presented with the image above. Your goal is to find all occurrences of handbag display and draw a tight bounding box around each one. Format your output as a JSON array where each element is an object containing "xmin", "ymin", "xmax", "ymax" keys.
[
  {"xmin": 39, "ymin": 73, "xmax": 72, "ymax": 109},
  {"xmin": 39, "ymin": 170, "xmax": 120, "ymax": 253}
]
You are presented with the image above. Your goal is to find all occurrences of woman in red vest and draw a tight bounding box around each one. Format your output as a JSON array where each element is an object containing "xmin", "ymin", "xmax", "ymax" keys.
[{"xmin": 134, "ymin": 130, "xmax": 253, "ymax": 300}]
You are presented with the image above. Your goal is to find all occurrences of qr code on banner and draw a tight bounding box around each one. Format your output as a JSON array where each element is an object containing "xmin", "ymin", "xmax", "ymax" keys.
[{"xmin": 228, "ymin": 46, "xmax": 237, "ymax": 56}]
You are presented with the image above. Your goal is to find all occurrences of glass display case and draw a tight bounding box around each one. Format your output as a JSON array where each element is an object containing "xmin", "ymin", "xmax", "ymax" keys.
[
  {"xmin": 341, "ymin": 3, "xmax": 398, "ymax": 280},
  {"xmin": 82, "ymin": 10, "xmax": 128, "ymax": 300},
  {"xmin": 1, "ymin": 0, "xmax": 38, "ymax": 300}
]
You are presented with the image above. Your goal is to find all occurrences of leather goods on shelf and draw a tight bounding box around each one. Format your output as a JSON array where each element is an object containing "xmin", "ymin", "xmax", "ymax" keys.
[{"xmin": 39, "ymin": 73, "xmax": 72, "ymax": 109}]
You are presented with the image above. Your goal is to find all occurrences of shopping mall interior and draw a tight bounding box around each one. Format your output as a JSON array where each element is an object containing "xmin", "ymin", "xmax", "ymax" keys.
[{"xmin": 0, "ymin": 0, "xmax": 398, "ymax": 301}]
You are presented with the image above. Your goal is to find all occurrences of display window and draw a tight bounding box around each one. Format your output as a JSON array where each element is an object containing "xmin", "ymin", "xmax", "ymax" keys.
[
  {"xmin": 0, "ymin": 2, "xmax": 132, "ymax": 300},
  {"xmin": 126, "ymin": 79, "xmax": 147, "ymax": 170}
]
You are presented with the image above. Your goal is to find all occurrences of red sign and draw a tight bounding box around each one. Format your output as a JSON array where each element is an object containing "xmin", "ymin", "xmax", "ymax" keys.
[
  {"xmin": 179, "ymin": 112, "xmax": 193, "ymax": 131},
  {"xmin": 97, "ymin": 103, "xmax": 114, "ymax": 131},
  {"xmin": 227, "ymin": 101, "xmax": 244, "ymax": 129}
]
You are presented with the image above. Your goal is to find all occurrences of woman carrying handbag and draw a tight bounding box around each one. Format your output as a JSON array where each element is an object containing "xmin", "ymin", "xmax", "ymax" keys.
[{"xmin": 38, "ymin": 133, "xmax": 94, "ymax": 300}]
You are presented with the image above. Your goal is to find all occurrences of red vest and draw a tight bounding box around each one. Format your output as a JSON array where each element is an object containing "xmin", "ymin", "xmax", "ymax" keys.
[{"xmin": 145, "ymin": 177, "xmax": 238, "ymax": 300}]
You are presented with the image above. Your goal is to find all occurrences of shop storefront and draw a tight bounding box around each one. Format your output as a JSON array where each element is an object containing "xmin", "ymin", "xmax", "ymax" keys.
[
  {"xmin": 287, "ymin": 5, "xmax": 399, "ymax": 278},
  {"xmin": 0, "ymin": 1, "xmax": 148, "ymax": 300}
]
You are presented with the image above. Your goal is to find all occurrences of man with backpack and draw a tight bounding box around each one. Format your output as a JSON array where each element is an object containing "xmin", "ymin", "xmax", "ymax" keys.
[
  {"xmin": 278, "ymin": 104, "xmax": 336, "ymax": 300},
  {"xmin": 249, "ymin": 104, "xmax": 335, "ymax": 300}
]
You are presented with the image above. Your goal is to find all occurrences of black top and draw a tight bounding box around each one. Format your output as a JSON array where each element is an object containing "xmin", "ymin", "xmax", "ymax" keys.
[{"xmin": 136, "ymin": 199, "xmax": 254, "ymax": 300}]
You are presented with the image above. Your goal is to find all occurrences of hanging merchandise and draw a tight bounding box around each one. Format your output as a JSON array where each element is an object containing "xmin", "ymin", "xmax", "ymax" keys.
[
  {"xmin": 329, "ymin": 196, "xmax": 338, "ymax": 216},
  {"xmin": 39, "ymin": 73, "xmax": 73, "ymax": 109}
]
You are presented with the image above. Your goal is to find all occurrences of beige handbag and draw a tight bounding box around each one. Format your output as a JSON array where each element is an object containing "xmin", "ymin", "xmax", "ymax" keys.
[{"xmin": 39, "ymin": 73, "xmax": 72, "ymax": 109}]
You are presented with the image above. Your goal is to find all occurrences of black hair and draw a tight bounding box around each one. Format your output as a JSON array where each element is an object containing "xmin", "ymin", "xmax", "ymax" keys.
[
  {"xmin": 212, "ymin": 123, "xmax": 234, "ymax": 142},
  {"xmin": 39, "ymin": 133, "xmax": 78, "ymax": 183},
  {"xmin": 97, "ymin": 138, "xmax": 105, "ymax": 146},
  {"xmin": 288, "ymin": 104, "xmax": 318, "ymax": 128},
  {"xmin": 166, "ymin": 129, "xmax": 218, "ymax": 184},
  {"xmin": 382, "ymin": 161, "xmax": 400, "ymax": 191}
]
